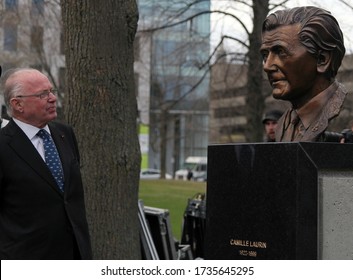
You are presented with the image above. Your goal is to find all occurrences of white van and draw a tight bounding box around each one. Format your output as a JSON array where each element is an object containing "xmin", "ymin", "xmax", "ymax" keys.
[{"xmin": 175, "ymin": 156, "xmax": 207, "ymax": 181}]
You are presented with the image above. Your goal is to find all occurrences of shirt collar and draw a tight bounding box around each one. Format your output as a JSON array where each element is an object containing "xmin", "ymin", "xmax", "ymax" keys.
[{"xmin": 13, "ymin": 118, "xmax": 50, "ymax": 140}]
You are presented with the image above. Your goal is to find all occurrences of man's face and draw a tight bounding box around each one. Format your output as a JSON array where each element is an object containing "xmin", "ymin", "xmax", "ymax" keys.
[
  {"xmin": 260, "ymin": 24, "xmax": 319, "ymax": 107},
  {"xmin": 10, "ymin": 71, "xmax": 57, "ymax": 128},
  {"xmin": 264, "ymin": 120, "xmax": 277, "ymax": 141}
]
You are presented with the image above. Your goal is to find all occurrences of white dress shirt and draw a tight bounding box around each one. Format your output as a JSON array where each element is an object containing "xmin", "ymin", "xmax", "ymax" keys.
[
  {"xmin": 13, "ymin": 118, "xmax": 51, "ymax": 161},
  {"xmin": 1, "ymin": 118, "xmax": 9, "ymax": 128}
]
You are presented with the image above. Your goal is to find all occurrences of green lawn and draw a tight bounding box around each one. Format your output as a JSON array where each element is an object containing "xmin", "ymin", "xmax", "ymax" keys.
[{"xmin": 139, "ymin": 179, "xmax": 206, "ymax": 241}]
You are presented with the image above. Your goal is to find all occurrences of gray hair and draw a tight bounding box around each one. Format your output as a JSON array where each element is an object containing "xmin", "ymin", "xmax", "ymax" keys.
[{"xmin": 1, "ymin": 68, "xmax": 36, "ymax": 117}]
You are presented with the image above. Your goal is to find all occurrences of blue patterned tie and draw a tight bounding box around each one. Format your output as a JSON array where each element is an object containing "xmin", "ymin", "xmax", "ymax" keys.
[{"xmin": 37, "ymin": 129, "xmax": 64, "ymax": 192}]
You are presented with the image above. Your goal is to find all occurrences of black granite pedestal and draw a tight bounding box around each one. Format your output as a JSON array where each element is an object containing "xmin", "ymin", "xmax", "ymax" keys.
[{"xmin": 205, "ymin": 142, "xmax": 353, "ymax": 260}]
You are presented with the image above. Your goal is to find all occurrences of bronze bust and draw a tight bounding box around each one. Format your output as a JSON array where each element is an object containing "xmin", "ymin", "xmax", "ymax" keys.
[{"xmin": 260, "ymin": 6, "xmax": 347, "ymax": 142}]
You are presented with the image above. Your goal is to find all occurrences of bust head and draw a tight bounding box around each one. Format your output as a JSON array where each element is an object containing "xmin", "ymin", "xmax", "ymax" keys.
[
  {"xmin": 260, "ymin": 6, "xmax": 345, "ymax": 108},
  {"xmin": 262, "ymin": 6, "xmax": 345, "ymax": 79}
]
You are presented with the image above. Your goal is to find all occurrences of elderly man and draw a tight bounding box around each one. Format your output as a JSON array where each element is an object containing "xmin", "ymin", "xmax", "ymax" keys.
[
  {"xmin": 260, "ymin": 6, "xmax": 347, "ymax": 142},
  {"xmin": 0, "ymin": 68, "xmax": 92, "ymax": 259}
]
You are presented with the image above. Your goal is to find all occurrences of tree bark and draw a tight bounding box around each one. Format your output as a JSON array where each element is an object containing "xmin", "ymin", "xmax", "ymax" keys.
[
  {"xmin": 61, "ymin": 0, "xmax": 140, "ymax": 259},
  {"xmin": 246, "ymin": 0, "xmax": 269, "ymax": 142}
]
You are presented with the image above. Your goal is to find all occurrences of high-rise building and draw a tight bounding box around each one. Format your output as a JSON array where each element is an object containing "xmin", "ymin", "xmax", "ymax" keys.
[{"xmin": 135, "ymin": 0, "xmax": 210, "ymax": 175}]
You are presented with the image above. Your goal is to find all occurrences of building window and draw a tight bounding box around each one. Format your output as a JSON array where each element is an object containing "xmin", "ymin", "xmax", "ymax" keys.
[
  {"xmin": 5, "ymin": 0, "xmax": 18, "ymax": 11},
  {"xmin": 31, "ymin": 26, "xmax": 44, "ymax": 52},
  {"xmin": 4, "ymin": 23, "xmax": 17, "ymax": 51},
  {"xmin": 32, "ymin": 0, "xmax": 44, "ymax": 16}
]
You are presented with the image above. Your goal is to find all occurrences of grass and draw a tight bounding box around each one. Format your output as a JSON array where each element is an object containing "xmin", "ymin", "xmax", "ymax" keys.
[{"xmin": 139, "ymin": 179, "xmax": 206, "ymax": 241}]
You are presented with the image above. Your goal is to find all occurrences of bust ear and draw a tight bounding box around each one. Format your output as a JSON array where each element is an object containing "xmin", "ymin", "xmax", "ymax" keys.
[{"xmin": 317, "ymin": 50, "xmax": 332, "ymax": 74}]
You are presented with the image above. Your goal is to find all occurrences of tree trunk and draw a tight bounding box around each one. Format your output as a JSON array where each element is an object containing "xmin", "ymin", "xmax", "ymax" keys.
[
  {"xmin": 61, "ymin": 0, "xmax": 140, "ymax": 259},
  {"xmin": 246, "ymin": 0, "xmax": 269, "ymax": 142}
]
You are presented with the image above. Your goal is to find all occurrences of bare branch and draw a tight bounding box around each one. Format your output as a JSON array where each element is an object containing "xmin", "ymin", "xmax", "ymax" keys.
[
  {"xmin": 236, "ymin": 0, "xmax": 253, "ymax": 8},
  {"xmin": 152, "ymin": 64, "xmax": 210, "ymax": 114},
  {"xmin": 199, "ymin": 35, "xmax": 249, "ymax": 69},
  {"xmin": 141, "ymin": 10, "xmax": 251, "ymax": 37},
  {"xmin": 269, "ymin": 0, "xmax": 290, "ymax": 10},
  {"xmin": 164, "ymin": 0, "xmax": 211, "ymax": 20},
  {"xmin": 338, "ymin": 0, "xmax": 353, "ymax": 11}
]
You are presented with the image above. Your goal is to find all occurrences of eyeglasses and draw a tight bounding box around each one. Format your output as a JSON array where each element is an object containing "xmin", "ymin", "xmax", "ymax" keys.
[{"xmin": 16, "ymin": 89, "xmax": 58, "ymax": 100}]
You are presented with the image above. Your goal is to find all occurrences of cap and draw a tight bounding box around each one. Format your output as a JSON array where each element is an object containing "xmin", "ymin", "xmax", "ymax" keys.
[{"xmin": 262, "ymin": 110, "xmax": 283, "ymax": 124}]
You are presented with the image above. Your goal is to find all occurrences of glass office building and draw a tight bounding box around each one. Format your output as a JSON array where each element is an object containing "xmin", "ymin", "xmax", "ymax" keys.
[{"xmin": 136, "ymin": 0, "xmax": 210, "ymax": 175}]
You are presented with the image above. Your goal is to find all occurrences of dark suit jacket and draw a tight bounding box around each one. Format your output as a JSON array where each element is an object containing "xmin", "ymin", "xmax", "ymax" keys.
[{"xmin": 0, "ymin": 119, "xmax": 92, "ymax": 259}]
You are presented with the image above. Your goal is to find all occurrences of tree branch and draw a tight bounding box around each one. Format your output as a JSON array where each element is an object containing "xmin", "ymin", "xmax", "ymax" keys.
[
  {"xmin": 198, "ymin": 35, "xmax": 249, "ymax": 69},
  {"xmin": 338, "ymin": 0, "xmax": 353, "ymax": 11},
  {"xmin": 141, "ymin": 10, "xmax": 251, "ymax": 36}
]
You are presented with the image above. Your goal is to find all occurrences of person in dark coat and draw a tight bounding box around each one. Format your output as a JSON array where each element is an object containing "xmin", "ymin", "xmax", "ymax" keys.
[
  {"xmin": 262, "ymin": 109, "xmax": 283, "ymax": 142},
  {"xmin": 0, "ymin": 67, "xmax": 92, "ymax": 259}
]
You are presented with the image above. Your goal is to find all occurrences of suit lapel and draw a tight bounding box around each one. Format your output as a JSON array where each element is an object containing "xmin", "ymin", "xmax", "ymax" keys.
[{"xmin": 6, "ymin": 120, "xmax": 63, "ymax": 195}]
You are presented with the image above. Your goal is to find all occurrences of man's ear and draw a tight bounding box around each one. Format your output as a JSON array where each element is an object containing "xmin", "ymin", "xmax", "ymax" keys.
[
  {"xmin": 10, "ymin": 98, "xmax": 24, "ymax": 113},
  {"xmin": 317, "ymin": 50, "xmax": 332, "ymax": 74}
]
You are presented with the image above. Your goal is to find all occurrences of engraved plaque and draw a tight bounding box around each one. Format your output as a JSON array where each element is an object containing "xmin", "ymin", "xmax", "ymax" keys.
[{"xmin": 205, "ymin": 143, "xmax": 353, "ymax": 260}]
